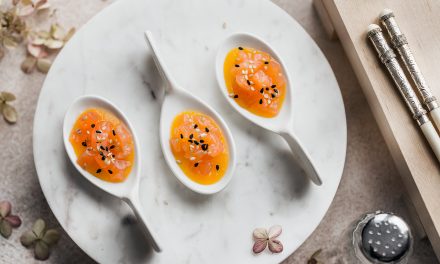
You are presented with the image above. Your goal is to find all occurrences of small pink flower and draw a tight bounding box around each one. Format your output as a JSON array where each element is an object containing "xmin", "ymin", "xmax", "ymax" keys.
[
  {"xmin": 252, "ymin": 225, "xmax": 283, "ymax": 254},
  {"xmin": 0, "ymin": 200, "xmax": 22, "ymax": 238}
]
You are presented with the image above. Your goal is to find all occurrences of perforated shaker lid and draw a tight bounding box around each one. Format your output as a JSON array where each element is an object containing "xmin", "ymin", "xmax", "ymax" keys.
[{"xmin": 353, "ymin": 212, "xmax": 413, "ymax": 263}]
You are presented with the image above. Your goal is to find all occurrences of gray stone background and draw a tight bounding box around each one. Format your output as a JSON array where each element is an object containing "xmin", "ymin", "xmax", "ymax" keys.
[{"xmin": 0, "ymin": 0, "xmax": 438, "ymax": 263}]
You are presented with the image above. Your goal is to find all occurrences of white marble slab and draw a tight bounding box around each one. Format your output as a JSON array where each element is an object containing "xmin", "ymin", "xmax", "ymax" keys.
[{"xmin": 32, "ymin": 0, "xmax": 347, "ymax": 263}]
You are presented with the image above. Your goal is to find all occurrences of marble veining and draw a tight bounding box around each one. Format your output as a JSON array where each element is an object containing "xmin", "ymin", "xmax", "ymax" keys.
[{"xmin": 32, "ymin": 0, "xmax": 346, "ymax": 263}]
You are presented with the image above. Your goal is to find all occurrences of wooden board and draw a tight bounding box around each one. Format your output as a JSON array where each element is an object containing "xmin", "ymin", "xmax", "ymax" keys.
[{"xmin": 314, "ymin": 0, "xmax": 440, "ymax": 259}]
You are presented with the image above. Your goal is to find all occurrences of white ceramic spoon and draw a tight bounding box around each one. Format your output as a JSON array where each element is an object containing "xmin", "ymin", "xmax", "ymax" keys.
[
  {"xmin": 215, "ymin": 33, "xmax": 322, "ymax": 186},
  {"xmin": 144, "ymin": 31, "xmax": 237, "ymax": 195},
  {"xmin": 63, "ymin": 95, "xmax": 162, "ymax": 252}
]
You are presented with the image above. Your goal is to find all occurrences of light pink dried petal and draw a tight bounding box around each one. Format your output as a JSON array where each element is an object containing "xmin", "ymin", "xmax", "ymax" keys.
[
  {"xmin": 21, "ymin": 56, "xmax": 37, "ymax": 74},
  {"xmin": 64, "ymin": 28, "xmax": 76, "ymax": 42},
  {"xmin": 253, "ymin": 228, "xmax": 268, "ymax": 241},
  {"xmin": 31, "ymin": 37, "xmax": 46, "ymax": 46},
  {"xmin": 27, "ymin": 43, "xmax": 48, "ymax": 58},
  {"xmin": 252, "ymin": 239, "xmax": 267, "ymax": 254},
  {"xmin": 44, "ymin": 39, "xmax": 64, "ymax": 49},
  {"xmin": 16, "ymin": 5, "xmax": 35, "ymax": 17},
  {"xmin": 34, "ymin": 0, "xmax": 50, "ymax": 10},
  {"xmin": 0, "ymin": 201, "xmax": 11, "ymax": 217},
  {"xmin": 268, "ymin": 239, "xmax": 283, "ymax": 253},
  {"xmin": 268, "ymin": 225, "xmax": 282, "ymax": 239},
  {"xmin": 4, "ymin": 215, "xmax": 21, "ymax": 227}
]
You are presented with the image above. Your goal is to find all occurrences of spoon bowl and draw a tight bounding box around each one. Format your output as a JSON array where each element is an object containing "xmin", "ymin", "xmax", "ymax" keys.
[
  {"xmin": 63, "ymin": 95, "xmax": 162, "ymax": 252},
  {"xmin": 215, "ymin": 32, "xmax": 322, "ymax": 185},
  {"xmin": 144, "ymin": 31, "xmax": 237, "ymax": 195}
]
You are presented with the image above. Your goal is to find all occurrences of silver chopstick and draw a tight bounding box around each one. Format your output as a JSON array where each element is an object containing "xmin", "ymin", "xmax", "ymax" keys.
[
  {"xmin": 379, "ymin": 9, "xmax": 440, "ymax": 132},
  {"xmin": 367, "ymin": 24, "xmax": 440, "ymax": 162}
]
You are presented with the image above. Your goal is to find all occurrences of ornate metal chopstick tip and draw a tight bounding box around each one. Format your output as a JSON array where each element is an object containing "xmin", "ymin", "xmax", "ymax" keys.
[
  {"xmin": 379, "ymin": 9, "xmax": 439, "ymax": 111},
  {"xmin": 367, "ymin": 24, "xmax": 428, "ymax": 126}
]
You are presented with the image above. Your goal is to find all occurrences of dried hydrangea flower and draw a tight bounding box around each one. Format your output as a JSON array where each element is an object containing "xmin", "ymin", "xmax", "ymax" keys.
[
  {"xmin": 0, "ymin": 200, "xmax": 22, "ymax": 238},
  {"xmin": 307, "ymin": 249, "xmax": 322, "ymax": 264},
  {"xmin": 252, "ymin": 225, "xmax": 283, "ymax": 254},
  {"xmin": 20, "ymin": 218, "xmax": 60, "ymax": 260},
  {"xmin": 0, "ymin": 91, "xmax": 18, "ymax": 123}
]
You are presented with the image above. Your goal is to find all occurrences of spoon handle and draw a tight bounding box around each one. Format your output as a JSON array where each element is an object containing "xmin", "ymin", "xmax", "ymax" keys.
[
  {"xmin": 124, "ymin": 193, "xmax": 162, "ymax": 252},
  {"xmin": 144, "ymin": 31, "xmax": 178, "ymax": 93},
  {"xmin": 280, "ymin": 131, "xmax": 322, "ymax": 186}
]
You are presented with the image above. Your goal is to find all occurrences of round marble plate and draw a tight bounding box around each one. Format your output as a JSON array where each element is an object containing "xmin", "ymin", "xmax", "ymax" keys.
[{"xmin": 33, "ymin": 0, "xmax": 347, "ymax": 263}]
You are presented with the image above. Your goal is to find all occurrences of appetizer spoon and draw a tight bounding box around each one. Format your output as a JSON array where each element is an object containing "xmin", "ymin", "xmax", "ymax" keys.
[
  {"xmin": 144, "ymin": 31, "xmax": 236, "ymax": 195},
  {"xmin": 215, "ymin": 33, "xmax": 322, "ymax": 185},
  {"xmin": 63, "ymin": 95, "xmax": 162, "ymax": 252}
]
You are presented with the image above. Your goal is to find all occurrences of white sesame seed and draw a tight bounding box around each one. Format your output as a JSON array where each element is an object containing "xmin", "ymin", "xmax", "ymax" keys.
[
  {"xmin": 264, "ymin": 66, "xmax": 268, "ymax": 70},
  {"xmin": 200, "ymin": 133, "xmax": 207, "ymax": 137},
  {"xmin": 86, "ymin": 130, "xmax": 90, "ymax": 135},
  {"xmin": 190, "ymin": 157, "xmax": 196, "ymax": 161},
  {"xmin": 244, "ymin": 75, "xmax": 248, "ymax": 80},
  {"xmin": 176, "ymin": 160, "xmax": 181, "ymax": 164},
  {"xmin": 264, "ymin": 94, "xmax": 269, "ymax": 99},
  {"xmin": 268, "ymin": 100, "xmax": 272, "ymax": 104},
  {"xmin": 250, "ymin": 87, "xmax": 255, "ymax": 91}
]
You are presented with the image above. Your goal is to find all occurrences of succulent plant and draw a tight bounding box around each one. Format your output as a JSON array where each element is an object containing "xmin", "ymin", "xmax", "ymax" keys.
[
  {"xmin": 252, "ymin": 225, "xmax": 283, "ymax": 254},
  {"xmin": 20, "ymin": 219, "xmax": 60, "ymax": 260},
  {"xmin": 0, "ymin": 200, "xmax": 22, "ymax": 238}
]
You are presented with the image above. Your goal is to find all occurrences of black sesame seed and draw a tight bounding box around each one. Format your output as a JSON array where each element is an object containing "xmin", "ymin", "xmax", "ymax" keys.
[
  {"xmin": 260, "ymin": 88, "xmax": 264, "ymax": 93},
  {"xmin": 100, "ymin": 146, "xmax": 105, "ymax": 150},
  {"xmin": 96, "ymin": 169, "xmax": 102, "ymax": 173},
  {"xmin": 238, "ymin": 47, "xmax": 243, "ymax": 50},
  {"xmin": 96, "ymin": 130, "xmax": 102, "ymax": 134},
  {"xmin": 101, "ymin": 156, "xmax": 105, "ymax": 161},
  {"xmin": 205, "ymin": 127, "xmax": 209, "ymax": 132},
  {"xmin": 216, "ymin": 165, "xmax": 220, "ymax": 171},
  {"xmin": 264, "ymin": 61, "xmax": 269, "ymax": 64},
  {"xmin": 259, "ymin": 99, "xmax": 263, "ymax": 104},
  {"xmin": 194, "ymin": 141, "xmax": 199, "ymax": 145},
  {"xmin": 274, "ymin": 88, "xmax": 279, "ymax": 93},
  {"xmin": 112, "ymin": 154, "xmax": 115, "ymax": 158},
  {"xmin": 194, "ymin": 124, "xmax": 198, "ymax": 129},
  {"xmin": 189, "ymin": 134, "xmax": 194, "ymax": 139},
  {"xmin": 234, "ymin": 94, "xmax": 239, "ymax": 98},
  {"xmin": 272, "ymin": 93, "xmax": 276, "ymax": 98},
  {"xmin": 235, "ymin": 64, "xmax": 240, "ymax": 67},
  {"xmin": 106, "ymin": 147, "xmax": 109, "ymax": 151},
  {"xmin": 180, "ymin": 134, "xmax": 183, "ymax": 139},
  {"xmin": 108, "ymin": 170, "xmax": 113, "ymax": 174},
  {"xmin": 110, "ymin": 145, "xmax": 115, "ymax": 149},
  {"xmin": 91, "ymin": 124, "xmax": 95, "ymax": 128},
  {"xmin": 188, "ymin": 140, "xmax": 193, "ymax": 143},
  {"xmin": 246, "ymin": 80, "xmax": 251, "ymax": 85},
  {"xmin": 200, "ymin": 140, "xmax": 204, "ymax": 143},
  {"xmin": 194, "ymin": 163, "xmax": 199, "ymax": 167},
  {"xmin": 82, "ymin": 141, "xmax": 87, "ymax": 147},
  {"xmin": 112, "ymin": 130, "xmax": 116, "ymax": 136},
  {"xmin": 99, "ymin": 151, "xmax": 104, "ymax": 156},
  {"xmin": 271, "ymin": 84, "xmax": 276, "ymax": 88},
  {"xmin": 201, "ymin": 144, "xmax": 208, "ymax": 151}
]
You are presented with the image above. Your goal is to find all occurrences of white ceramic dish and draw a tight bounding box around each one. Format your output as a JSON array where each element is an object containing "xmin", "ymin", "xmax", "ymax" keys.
[
  {"xmin": 62, "ymin": 95, "xmax": 162, "ymax": 251},
  {"xmin": 144, "ymin": 31, "xmax": 236, "ymax": 195},
  {"xmin": 215, "ymin": 32, "xmax": 322, "ymax": 185},
  {"xmin": 33, "ymin": 0, "xmax": 347, "ymax": 263}
]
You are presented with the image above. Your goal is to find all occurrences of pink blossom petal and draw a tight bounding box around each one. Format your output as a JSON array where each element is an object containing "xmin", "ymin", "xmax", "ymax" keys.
[
  {"xmin": 35, "ymin": 0, "xmax": 50, "ymax": 10},
  {"xmin": 16, "ymin": 5, "xmax": 35, "ymax": 16},
  {"xmin": 4, "ymin": 215, "xmax": 21, "ymax": 228},
  {"xmin": 0, "ymin": 201, "xmax": 11, "ymax": 217},
  {"xmin": 268, "ymin": 225, "xmax": 282, "ymax": 239},
  {"xmin": 252, "ymin": 240, "xmax": 267, "ymax": 254},
  {"xmin": 27, "ymin": 44, "xmax": 48, "ymax": 58},
  {"xmin": 268, "ymin": 239, "xmax": 283, "ymax": 253},
  {"xmin": 253, "ymin": 228, "xmax": 268, "ymax": 241}
]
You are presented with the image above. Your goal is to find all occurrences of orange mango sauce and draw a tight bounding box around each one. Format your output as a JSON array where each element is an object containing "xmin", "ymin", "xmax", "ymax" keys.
[
  {"xmin": 170, "ymin": 111, "xmax": 229, "ymax": 185},
  {"xmin": 224, "ymin": 47, "xmax": 287, "ymax": 118},
  {"xmin": 69, "ymin": 108, "xmax": 135, "ymax": 183}
]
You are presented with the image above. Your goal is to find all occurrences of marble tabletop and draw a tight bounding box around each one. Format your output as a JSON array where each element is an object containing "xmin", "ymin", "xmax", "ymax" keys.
[{"xmin": 0, "ymin": 0, "xmax": 438, "ymax": 263}]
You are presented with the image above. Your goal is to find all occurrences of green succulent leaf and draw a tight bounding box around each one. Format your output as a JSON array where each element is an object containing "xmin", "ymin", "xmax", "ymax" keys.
[
  {"xmin": 42, "ymin": 229, "xmax": 60, "ymax": 245},
  {"xmin": 20, "ymin": 230, "xmax": 37, "ymax": 247},
  {"xmin": 0, "ymin": 201, "xmax": 11, "ymax": 217},
  {"xmin": 34, "ymin": 240, "xmax": 50, "ymax": 260},
  {"xmin": 32, "ymin": 219, "xmax": 46, "ymax": 238},
  {"xmin": 0, "ymin": 219, "xmax": 12, "ymax": 238},
  {"xmin": 1, "ymin": 92, "xmax": 16, "ymax": 102},
  {"xmin": 2, "ymin": 103, "xmax": 17, "ymax": 123}
]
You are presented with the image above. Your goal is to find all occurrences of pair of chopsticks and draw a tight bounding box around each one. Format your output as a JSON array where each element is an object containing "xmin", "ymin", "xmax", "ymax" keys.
[{"xmin": 367, "ymin": 9, "xmax": 440, "ymax": 162}]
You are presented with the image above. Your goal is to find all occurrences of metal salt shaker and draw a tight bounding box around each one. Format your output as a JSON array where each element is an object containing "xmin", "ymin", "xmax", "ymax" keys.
[{"xmin": 349, "ymin": 211, "xmax": 413, "ymax": 264}]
